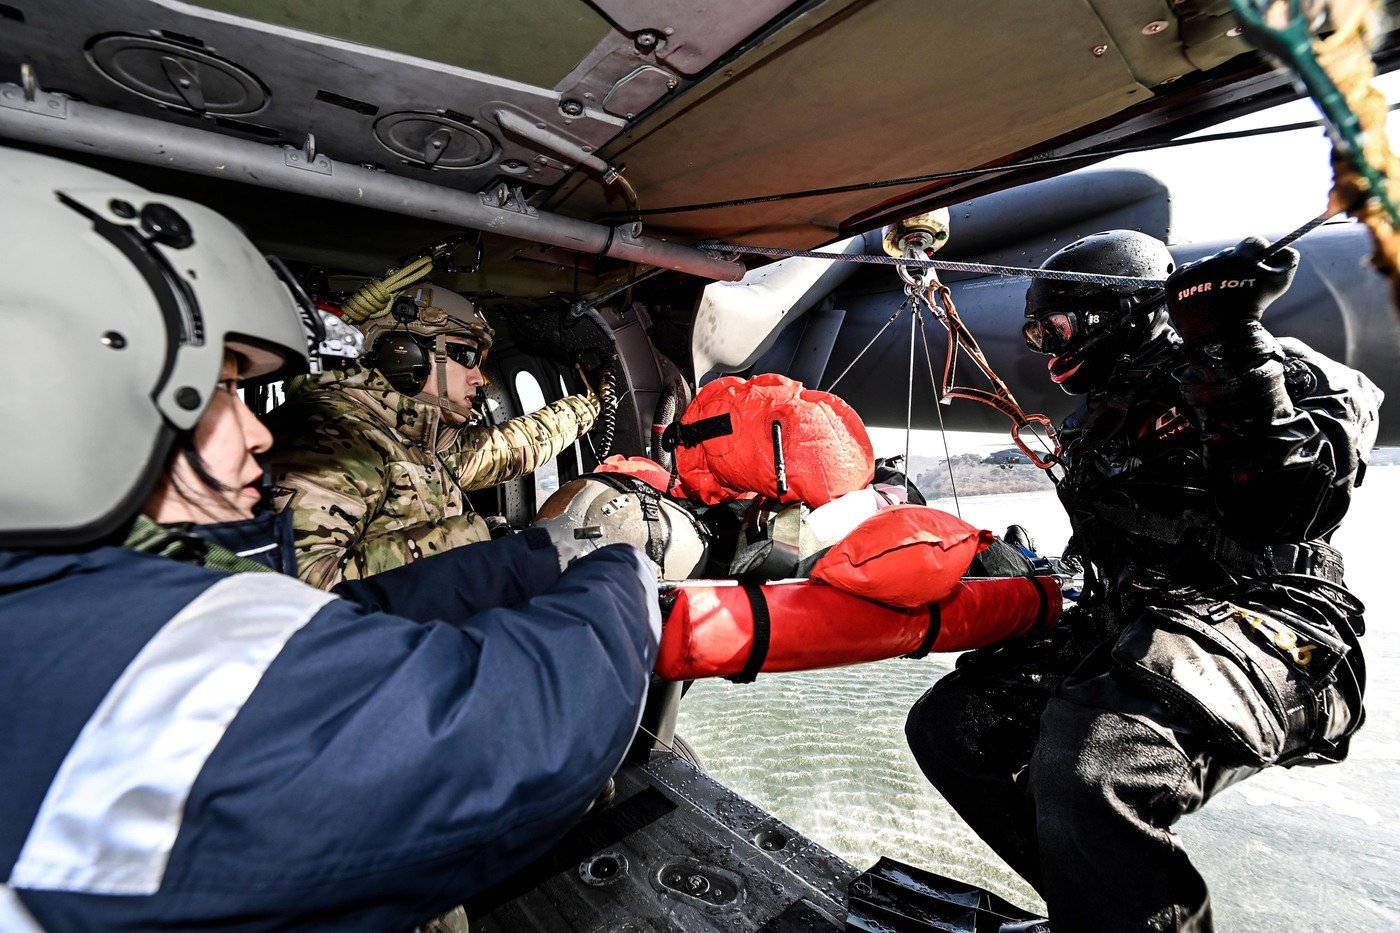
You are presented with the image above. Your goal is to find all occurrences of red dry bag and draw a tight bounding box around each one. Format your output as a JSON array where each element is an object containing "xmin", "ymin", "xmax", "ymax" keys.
[
  {"xmin": 594, "ymin": 454, "xmax": 677, "ymax": 495},
  {"xmin": 810, "ymin": 505, "xmax": 995, "ymax": 607}
]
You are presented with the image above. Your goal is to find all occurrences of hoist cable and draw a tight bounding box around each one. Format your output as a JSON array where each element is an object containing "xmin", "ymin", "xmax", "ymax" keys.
[
  {"xmin": 905, "ymin": 291, "xmax": 918, "ymax": 503},
  {"xmin": 703, "ymin": 242, "xmax": 1160, "ymax": 287},
  {"xmin": 704, "ymin": 208, "xmax": 1344, "ymax": 285},
  {"xmin": 917, "ymin": 308, "xmax": 963, "ymax": 518}
]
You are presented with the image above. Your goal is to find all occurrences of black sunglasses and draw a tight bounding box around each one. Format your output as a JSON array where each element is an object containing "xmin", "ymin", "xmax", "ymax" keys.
[{"xmin": 442, "ymin": 342, "xmax": 486, "ymax": 369}]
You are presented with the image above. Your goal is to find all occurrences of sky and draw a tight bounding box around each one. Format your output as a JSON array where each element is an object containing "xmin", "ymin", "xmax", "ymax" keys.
[
  {"xmin": 868, "ymin": 72, "xmax": 1400, "ymax": 461},
  {"xmin": 1105, "ymin": 71, "xmax": 1400, "ymax": 244}
]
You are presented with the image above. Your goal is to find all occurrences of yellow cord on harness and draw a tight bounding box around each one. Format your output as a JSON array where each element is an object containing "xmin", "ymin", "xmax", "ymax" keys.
[{"xmin": 340, "ymin": 256, "xmax": 435, "ymax": 324}]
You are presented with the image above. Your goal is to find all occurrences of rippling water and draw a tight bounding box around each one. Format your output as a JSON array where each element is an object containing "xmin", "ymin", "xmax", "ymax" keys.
[{"xmin": 677, "ymin": 470, "xmax": 1400, "ymax": 930}]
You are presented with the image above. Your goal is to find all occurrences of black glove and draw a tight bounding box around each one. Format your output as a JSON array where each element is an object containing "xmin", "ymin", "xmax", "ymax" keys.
[{"xmin": 1165, "ymin": 237, "xmax": 1298, "ymax": 345}]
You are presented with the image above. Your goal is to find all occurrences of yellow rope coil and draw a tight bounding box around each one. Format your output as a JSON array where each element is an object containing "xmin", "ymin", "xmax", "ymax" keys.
[{"xmin": 340, "ymin": 256, "xmax": 436, "ymax": 324}]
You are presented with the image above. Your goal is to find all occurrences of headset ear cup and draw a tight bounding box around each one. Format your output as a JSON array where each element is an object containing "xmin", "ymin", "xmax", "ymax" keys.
[{"xmin": 368, "ymin": 332, "xmax": 432, "ymax": 394}]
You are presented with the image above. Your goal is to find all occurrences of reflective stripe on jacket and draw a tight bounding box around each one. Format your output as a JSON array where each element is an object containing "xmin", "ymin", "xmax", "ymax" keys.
[{"xmin": 0, "ymin": 531, "xmax": 658, "ymax": 931}]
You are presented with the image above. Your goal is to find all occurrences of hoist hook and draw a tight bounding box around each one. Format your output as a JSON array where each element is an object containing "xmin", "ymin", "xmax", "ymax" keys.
[
  {"xmin": 885, "ymin": 209, "xmax": 952, "ymax": 291},
  {"xmin": 898, "ymin": 244, "xmax": 938, "ymax": 291}
]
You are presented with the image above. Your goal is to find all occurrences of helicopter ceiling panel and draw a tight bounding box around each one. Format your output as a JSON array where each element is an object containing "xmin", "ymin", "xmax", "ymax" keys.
[
  {"xmin": 0, "ymin": 0, "xmax": 793, "ymax": 199},
  {"xmin": 549, "ymin": 0, "xmax": 1256, "ymax": 245},
  {"xmin": 188, "ymin": 0, "xmax": 613, "ymax": 87},
  {"xmin": 0, "ymin": 0, "xmax": 800, "ymax": 193},
  {"xmin": 10, "ymin": 0, "xmax": 1400, "ymax": 302}
]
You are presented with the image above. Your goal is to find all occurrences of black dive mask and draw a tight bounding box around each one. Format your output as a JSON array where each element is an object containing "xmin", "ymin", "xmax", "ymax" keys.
[
  {"xmin": 1022, "ymin": 295, "xmax": 1127, "ymax": 357},
  {"xmin": 1025, "ymin": 296, "xmax": 1152, "ymax": 395}
]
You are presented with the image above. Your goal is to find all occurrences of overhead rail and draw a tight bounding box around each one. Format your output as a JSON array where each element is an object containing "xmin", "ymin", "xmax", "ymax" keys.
[{"xmin": 0, "ymin": 74, "xmax": 743, "ymax": 283}]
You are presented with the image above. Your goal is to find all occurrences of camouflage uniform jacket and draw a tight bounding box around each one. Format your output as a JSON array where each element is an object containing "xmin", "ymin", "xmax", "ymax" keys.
[{"xmin": 266, "ymin": 364, "xmax": 598, "ymax": 588}]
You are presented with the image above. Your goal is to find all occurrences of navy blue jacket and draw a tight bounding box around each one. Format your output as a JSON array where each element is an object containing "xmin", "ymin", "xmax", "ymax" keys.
[{"xmin": 0, "ymin": 527, "xmax": 659, "ymax": 931}]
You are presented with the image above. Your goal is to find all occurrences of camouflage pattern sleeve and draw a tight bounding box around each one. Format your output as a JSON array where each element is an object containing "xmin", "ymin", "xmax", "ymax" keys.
[
  {"xmin": 453, "ymin": 393, "xmax": 599, "ymax": 493},
  {"xmin": 268, "ymin": 416, "xmax": 391, "ymax": 590}
]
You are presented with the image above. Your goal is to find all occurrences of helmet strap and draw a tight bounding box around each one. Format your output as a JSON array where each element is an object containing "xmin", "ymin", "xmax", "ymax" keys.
[{"xmin": 409, "ymin": 334, "xmax": 475, "ymax": 422}]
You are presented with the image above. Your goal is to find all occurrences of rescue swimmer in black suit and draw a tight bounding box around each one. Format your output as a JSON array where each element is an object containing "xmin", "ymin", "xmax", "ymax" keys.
[{"xmin": 904, "ymin": 230, "xmax": 1383, "ymax": 932}]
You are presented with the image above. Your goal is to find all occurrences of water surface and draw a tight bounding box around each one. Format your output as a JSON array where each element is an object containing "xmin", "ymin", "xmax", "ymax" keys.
[{"xmin": 677, "ymin": 469, "xmax": 1400, "ymax": 930}]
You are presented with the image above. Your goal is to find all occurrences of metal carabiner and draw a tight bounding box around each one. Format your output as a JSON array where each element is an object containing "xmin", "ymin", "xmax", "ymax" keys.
[{"xmin": 1011, "ymin": 413, "xmax": 1062, "ymax": 470}]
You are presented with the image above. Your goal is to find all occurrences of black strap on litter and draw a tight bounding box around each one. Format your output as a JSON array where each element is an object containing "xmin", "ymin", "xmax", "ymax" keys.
[
  {"xmin": 662, "ymin": 413, "xmax": 734, "ymax": 451},
  {"xmin": 1027, "ymin": 574, "xmax": 1051, "ymax": 629},
  {"xmin": 728, "ymin": 580, "xmax": 771, "ymax": 683},
  {"xmin": 905, "ymin": 603, "xmax": 941, "ymax": 660}
]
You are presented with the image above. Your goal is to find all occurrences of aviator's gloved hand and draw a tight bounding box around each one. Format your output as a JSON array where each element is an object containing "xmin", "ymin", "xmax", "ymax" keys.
[
  {"xmin": 1165, "ymin": 237, "xmax": 1299, "ymax": 346},
  {"xmin": 573, "ymin": 363, "xmax": 616, "ymax": 411},
  {"xmin": 533, "ymin": 513, "xmax": 602, "ymax": 572}
]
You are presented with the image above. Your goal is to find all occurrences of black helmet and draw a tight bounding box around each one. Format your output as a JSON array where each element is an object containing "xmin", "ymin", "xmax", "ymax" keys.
[{"xmin": 1022, "ymin": 230, "xmax": 1175, "ymax": 394}]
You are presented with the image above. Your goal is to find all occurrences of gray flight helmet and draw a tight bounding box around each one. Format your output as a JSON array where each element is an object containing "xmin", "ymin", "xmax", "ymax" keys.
[{"xmin": 0, "ymin": 146, "xmax": 310, "ymax": 547}]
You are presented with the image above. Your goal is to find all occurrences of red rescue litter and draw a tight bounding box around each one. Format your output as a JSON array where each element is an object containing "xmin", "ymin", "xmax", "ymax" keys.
[{"xmin": 656, "ymin": 576, "xmax": 1062, "ymax": 682}]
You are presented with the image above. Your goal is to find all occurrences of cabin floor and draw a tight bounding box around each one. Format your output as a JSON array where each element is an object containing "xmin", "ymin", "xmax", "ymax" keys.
[
  {"xmin": 469, "ymin": 749, "xmax": 1048, "ymax": 932},
  {"xmin": 469, "ymin": 752, "xmax": 856, "ymax": 931}
]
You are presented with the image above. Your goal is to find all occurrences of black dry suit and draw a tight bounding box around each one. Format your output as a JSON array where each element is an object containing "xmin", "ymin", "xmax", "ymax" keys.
[{"xmin": 905, "ymin": 329, "xmax": 1382, "ymax": 932}]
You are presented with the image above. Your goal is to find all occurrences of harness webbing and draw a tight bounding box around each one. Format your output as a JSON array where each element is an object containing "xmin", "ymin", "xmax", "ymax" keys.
[
  {"xmin": 1231, "ymin": 0, "xmax": 1400, "ymax": 313},
  {"xmin": 915, "ymin": 278, "xmax": 1061, "ymax": 471}
]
